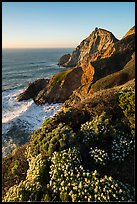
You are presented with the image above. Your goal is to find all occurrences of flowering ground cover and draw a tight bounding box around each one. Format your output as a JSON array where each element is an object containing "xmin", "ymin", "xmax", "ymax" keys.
[{"xmin": 2, "ymin": 82, "xmax": 135, "ymax": 201}]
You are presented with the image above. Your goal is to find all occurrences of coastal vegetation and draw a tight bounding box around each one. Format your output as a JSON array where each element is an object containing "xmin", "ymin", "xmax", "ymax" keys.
[
  {"xmin": 50, "ymin": 68, "xmax": 73, "ymax": 88},
  {"xmin": 2, "ymin": 80, "xmax": 135, "ymax": 201}
]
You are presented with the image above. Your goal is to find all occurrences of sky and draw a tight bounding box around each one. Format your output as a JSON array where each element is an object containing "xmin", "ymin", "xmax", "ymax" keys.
[{"xmin": 2, "ymin": 2, "xmax": 135, "ymax": 49}]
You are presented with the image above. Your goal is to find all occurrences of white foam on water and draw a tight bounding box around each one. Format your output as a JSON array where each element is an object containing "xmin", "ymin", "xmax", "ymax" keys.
[
  {"xmin": 2, "ymin": 89, "xmax": 62, "ymax": 157},
  {"xmin": 2, "ymin": 100, "xmax": 33, "ymax": 124},
  {"xmin": 2, "ymin": 89, "xmax": 62, "ymax": 134}
]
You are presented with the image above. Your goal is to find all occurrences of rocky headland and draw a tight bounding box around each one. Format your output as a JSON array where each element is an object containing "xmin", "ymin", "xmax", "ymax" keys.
[
  {"xmin": 3, "ymin": 26, "xmax": 135, "ymax": 202},
  {"xmin": 16, "ymin": 26, "xmax": 135, "ymax": 105}
]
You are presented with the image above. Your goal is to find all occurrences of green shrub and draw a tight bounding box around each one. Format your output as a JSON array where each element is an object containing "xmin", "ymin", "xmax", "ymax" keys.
[
  {"xmin": 48, "ymin": 148, "xmax": 135, "ymax": 201},
  {"xmin": 3, "ymin": 153, "xmax": 50, "ymax": 202},
  {"xmin": 3, "ymin": 179, "xmax": 43, "ymax": 202},
  {"xmin": 118, "ymin": 86, "xmax": 135, "ymax": 136},
  {"xmin": 28, "ymin": 123, "xmax": 76, "ymax": 157},
  {"xmin": 79, "ymin": 111, "xmax": 113, "ymax": 146},
  {"xmin": 2, "ymin": 144, "xmax": 29, "ymax": 197},
  {"xmin": 79, "ymin": 110, "xmax": 135, "ymax": 164},
  {"xmin": 111, "ymin": 133, "xmax": 135, "ymax": 161},
  {"xmin": 11, "ymin": 160, "xmax": 20, "ymax": 175}
]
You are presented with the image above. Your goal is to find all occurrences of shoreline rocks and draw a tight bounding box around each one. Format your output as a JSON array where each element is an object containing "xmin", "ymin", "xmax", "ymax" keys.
[
  {"xmin": 58, "ymin": 54, "xmax": 71, "ymax": 67},
  {"xmin": 16, "ymin": 78, "xmax": 49, "ymax": 102}
]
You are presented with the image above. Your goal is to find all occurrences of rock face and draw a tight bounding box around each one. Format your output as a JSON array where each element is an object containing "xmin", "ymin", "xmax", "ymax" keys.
[
  {"xmin": 16, "ymin": 26, "xmax": 135, "ymax": 105},
  {"xmin": 16, "ymin": 79, "xmax": 49, "ymax": 102},
  {"xmin": 65, "ymin": 37, "xmax": 135, "ymax": 105},
  {"xmin": 122, "ymin": 26, "xmax": 135, "ymax": 39},
  {"xmin": 34, "ymin": 67, "xmax": 83, "ymax": 104},
  {"xmin": 92, "ymin": 28, "xmax": 135, "ymax": 82},
  {"xmin": 61, "ymin": 27, "xmax": 119, "ymax": 67},
  {"xmin": 58, "ymin": 54, "xmax": 71, "ymax": 66},
  {"xmin": 62, "ymin": 26, "xmax": 135, "ymax": 106}
]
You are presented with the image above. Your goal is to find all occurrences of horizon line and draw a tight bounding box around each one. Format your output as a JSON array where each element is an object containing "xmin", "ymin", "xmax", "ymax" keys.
[{"xmin": 2, "ymin": 47, "xmax": 75, "ymax": 49}]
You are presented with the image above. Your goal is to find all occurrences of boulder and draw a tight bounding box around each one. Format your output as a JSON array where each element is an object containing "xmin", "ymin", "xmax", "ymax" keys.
[
  {"xmin": 58, "ymin": 54, "xmax": 71, "ymax": 66},
  {"xmin": 16, "ymin": 79, "xmax": 49, "ymax": 102},
  {"xmin": 34, "ymin": 67, "xmax": 83, "ymax": 104}
]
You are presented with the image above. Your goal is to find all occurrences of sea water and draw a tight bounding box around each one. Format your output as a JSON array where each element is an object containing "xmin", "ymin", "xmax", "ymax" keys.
[{"xmin": 2, "ymin": 48, "xmax": 73, "ymax": 157}]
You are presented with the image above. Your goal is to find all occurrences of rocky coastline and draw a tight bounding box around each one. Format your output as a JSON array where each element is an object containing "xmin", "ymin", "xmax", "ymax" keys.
[
  {"xmin": 3, "ymin": 26, "xmax": 135, "ymax": 202},
  {"xmin": 16, "ymin": 26, "xmax": 135, "ymax": 106}
]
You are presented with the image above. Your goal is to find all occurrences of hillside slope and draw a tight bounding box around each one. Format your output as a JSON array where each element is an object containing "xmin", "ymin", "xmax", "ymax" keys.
[
  {"xmin": 91, "ymin": 52, "xmax": 135, "ymax": 92},
  {"xmin": 3, "ymin": 79, "xmax": 135, "ymax": 201}
]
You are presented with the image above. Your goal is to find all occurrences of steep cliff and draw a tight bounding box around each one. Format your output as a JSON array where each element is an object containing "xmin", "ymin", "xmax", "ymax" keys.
[
  {"xmin": 64, "ymin": 26, "xmax": 135, "ymax": 105},
  {"xmin": 59, "ymin": 27, "xmax": 119, "ymax": 67},
  {"xmin": 16, "ymin": 26, "xmax": 135, "ymax": 104},
  {"xmin": 34, "ymin": 67, "xmax": 83, "ymax": 103}
]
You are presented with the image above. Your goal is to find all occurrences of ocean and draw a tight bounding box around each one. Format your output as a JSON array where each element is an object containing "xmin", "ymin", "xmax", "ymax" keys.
[{"xmin": 2, "ymin": 48, "xmax": 73, "ymax": 157}]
